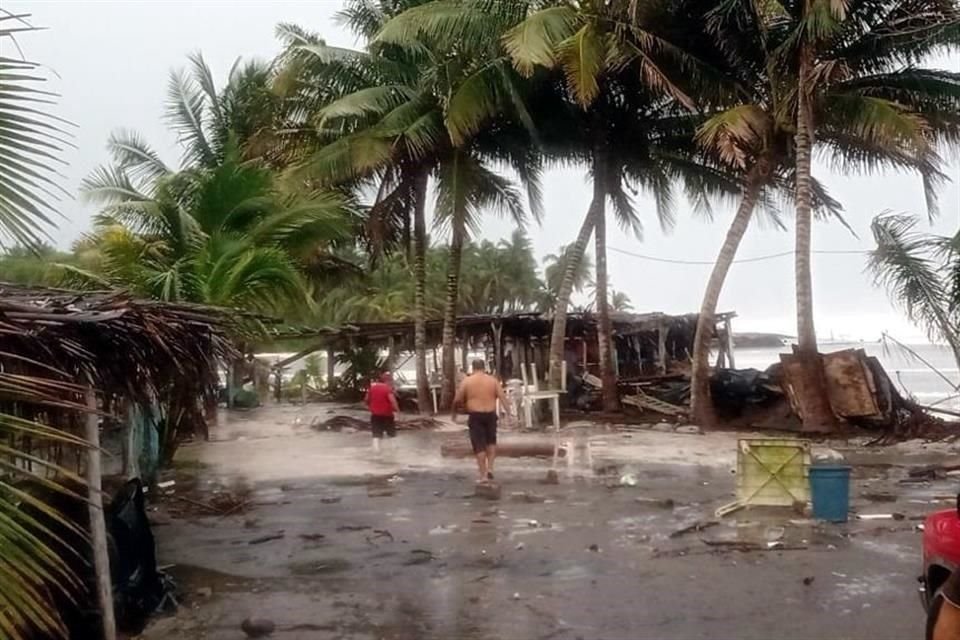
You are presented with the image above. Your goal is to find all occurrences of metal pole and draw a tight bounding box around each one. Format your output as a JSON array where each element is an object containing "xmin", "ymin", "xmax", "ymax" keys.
[{"xmin": 85, "ymin": 388, "xmax": 117, "ymax": 640}]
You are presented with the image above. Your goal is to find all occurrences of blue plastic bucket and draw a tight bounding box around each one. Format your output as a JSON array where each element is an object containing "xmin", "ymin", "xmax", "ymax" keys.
[{"xmin": 809, "ymin": 464, "xmax": 851, "ymax": 522}]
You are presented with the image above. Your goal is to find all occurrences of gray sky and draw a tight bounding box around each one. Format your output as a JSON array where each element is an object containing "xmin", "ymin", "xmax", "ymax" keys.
[{"xmin": 10, "ymin": 0, "xmax": 960, "ymax": 340}]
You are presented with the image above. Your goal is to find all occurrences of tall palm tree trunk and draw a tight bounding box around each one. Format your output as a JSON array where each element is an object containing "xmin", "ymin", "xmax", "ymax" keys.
[
  {"xmin": 593, "ymin": 160, "xmax": 618, "ymax": 411},
  {"xmin": 547, "ymin": 185, "xmax": 600, "ymax": 390},
  {"xmin": 439, "ymin": 217, "xmax": 465, "ymax": 409},
  {"xmin": 690, "ymin": 166, "xmax": 765, "ymax": 427},
  {"xmin": 412, "ymin": 169, "xmax": 431, "ymax": 413},
  {"xmin": 794, "ymin": 48, "xmax": 835, "ymax": 432}
]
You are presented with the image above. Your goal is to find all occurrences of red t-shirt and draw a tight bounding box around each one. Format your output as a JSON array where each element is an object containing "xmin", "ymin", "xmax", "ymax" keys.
[{"xmin": 367, "ymin": 382, "xmax": 394, "ymax": 417}]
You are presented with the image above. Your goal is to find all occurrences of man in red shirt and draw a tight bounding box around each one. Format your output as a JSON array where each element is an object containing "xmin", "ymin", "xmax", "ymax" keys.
[{"xmin": 365, "ymin": 372, "xmax": 399, "ymax": 452}]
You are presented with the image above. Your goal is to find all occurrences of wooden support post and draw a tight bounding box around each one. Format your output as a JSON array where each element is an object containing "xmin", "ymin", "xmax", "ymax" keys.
[
  {"xmin": 613, "ymin": 340, "xmax": 620, "ymax": 378},
  {"xmin": 326, "ymin": 347, "xmax": 335, "ymax": 390},
  {"xmin": 226, "ymin": 362, "xmax": 234, "ymax": 408},
  {"xmin": 460, "ymin": 331, "xmax": 469, "ymax": 373},
  {"xmin": 724, "ymin": 317, "xmax": 737, "ymax": 369},
  {"xmin": 85, "ymin": 389, "xmax": 117, "ymax": 640},
  {"xmin": 492, "ymin": 321, "xmax": 503, "ymax": 378},
  {"xmin": 657, "ymin": 322, "xmax": 668, "ymax": 375}
]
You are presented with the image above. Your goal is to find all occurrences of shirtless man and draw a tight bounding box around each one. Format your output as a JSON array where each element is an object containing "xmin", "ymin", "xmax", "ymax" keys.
[
  {"xmin": 929, "ymin": 570, "xmax": 960, "ymax": 639},
  {"xmin": 452, "ymin": 359, "xmax": 509, "ymax": 483}
]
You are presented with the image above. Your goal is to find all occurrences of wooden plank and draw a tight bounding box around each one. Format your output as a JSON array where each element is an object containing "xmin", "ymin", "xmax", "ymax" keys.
[
  {"xmin": 86, "ymin": 389, "xmax": 117, "ymax": 640},
  {"xmin": 821, "ymin": 349, "xmax": 880, "ymax": 417},
  {"xmin": 622, "ymin": 391, "xmax": 686, "ymax": 416}
]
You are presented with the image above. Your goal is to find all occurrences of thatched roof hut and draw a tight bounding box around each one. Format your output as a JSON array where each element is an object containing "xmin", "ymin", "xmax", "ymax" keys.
[{"xmin": 0, "ymin": 283, "xmax": 241, "ymax": 471}]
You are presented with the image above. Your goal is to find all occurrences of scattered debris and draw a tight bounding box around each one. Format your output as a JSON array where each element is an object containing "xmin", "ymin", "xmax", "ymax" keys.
[
  {"xmin": 676, "ymin": 425, "xmax": 703, "ymax": 435},
  {"xmin": 312, "ymin": 415, "xmax": 441, "ymax": 432},
  {"xmin": 715, "ymin": 500, "xmax": 745, "ymax": 518},
  {"xmin": 511, "ymin": 491, "xmax": 547, "ymax": 503},
  {"xmin": 765, "ymin": 526, "xmax": 785, "ymax": 542},
  {"xmin": 543, "ymin": 470, "xmax": 560, "ymax": 485},
  {"xmin": 241, "ymin": 617, "xmax": 276, "ymax": 638},
  {"xmin": 320, "ymin": 497, "xmax": 342, "ymax": 504},
  {"xmin": 249, "ymin": 532, "xmax": 285, "ymax": 545},
  {"xmin": 157, "ymin": 480, "xmax": 176, "ymax": 490},
  {"xmin": 513, "ymin": 592, "xmax": 521, "ymax": 600},
  {"xmin": 475, "ymin": 483, "xmax": 502, "ymax": 500},
  {"xmin": 442, "ymin": 442, "xmax": 565, "ymax": 459},
  {"xmin": 619, "ymin": 473, "xmax": 638, "ymax": 487},
  {"xmin": 861, "ymin": 492, "xmax": 897, "ymax": 503},
  {"xmin": 622, "ymin": 392, "xmax": 685, "ymax": 416},
  {"xmin": 813, "ymin": 449, "xmax": 845, "ymax": 463},
  {"xmin": 701, "ymin": 540, "xmax": 808, "ymax": 552},
  {"xmin": 195, "ymin": 586, "xmax": 213, "ymax": 598},
  {"xmin": 299, "ymin": 533, "xmax": 326, "ymax": 542},
  {"xmin": 909, "ymin": 464, "xmax": 960, "ymax": 480},
  {"xmin": 588, "ymin": 544, "xmax": 600, "ymax": 552},
  {"xmin": 406, "ymin": 549, "xmax": 435, "ymax": 565},
  {"xmin": 670, "ymin": 520, "xmax": 719, "ymax": 539},
  {"xmin": 635, "ymin": 497, "xmax": 675, "ymax": 509},
  {"xmin": 365, "ymin": 529, "xmax": 394, "ymax": 545},
  {"xmin": 856, "ymin": 513, "xmax": 905, "ymax": 521},
  {"xmin": 803, "ymin": 576, "xmax": 815, "ymax": 586},
  {"xmin": 336, "ymin": 525, "xmax": 371, "ymax": 532},
  {"xmin": 516, "ymin": 542, "xmax": 525, "ymax": 550}
]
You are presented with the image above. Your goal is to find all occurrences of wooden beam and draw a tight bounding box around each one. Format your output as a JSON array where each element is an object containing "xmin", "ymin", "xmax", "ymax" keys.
[
  {"xmin": 85, "ymin": 389, "xmax": 117, "ymax": 640},
  {"xmin": 271, "ymin": 339, "xmax": 329, "ymax": 373},
  {"xmin": 657, "ymin": 321, "xmax": 668, "ymax": 375},
  {"xmin": 326, "ymin": 347, "xmax": 336, "ymax": 390},
  {"xmin": 492, "ymin": 321, "xmax": 503, "ymax": 378},
  {"xmin": 724, "ymin": 317, "xmax": 737, "ymax": 369}
]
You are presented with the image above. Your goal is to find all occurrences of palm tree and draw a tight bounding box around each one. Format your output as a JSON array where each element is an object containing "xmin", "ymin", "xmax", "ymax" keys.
[
  {"xmin": 272, "ymin": 8, "xmax": 441, "ymax": 411},
  {"xmin": 71, "ymin": 56, "xmax": 354, "ymax": 313},
  {"xmin": 610, "ymin": 289, "xmax": 633, "ymax": 312},
  {"xmin": 869, "ymin": 213, "xmax": 960, "ymax": 371},
  {"xmin": 688, "ymin": 0, "xmax": 960, "ymax": 429},
  {"xmin": 543, "ymin": 243, "xmax": 594, "ymax": 307},
  {"xmin": 460, "ymin": 231, "xmax": 545, "ymax": 313},
  {"xmin": 501, "ymin": 0, "xmax": 751, "ymax": 410},
  {"xmin": 290, "ymin": 3, "xmax": 542, "ymax": 409},
  {"xmin": 0, "ymin": 14, "xmax": 94, "ymax": 640}
]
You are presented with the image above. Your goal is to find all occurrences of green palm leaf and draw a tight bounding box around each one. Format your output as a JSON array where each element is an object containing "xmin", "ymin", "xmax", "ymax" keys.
[{"xmin": 0, "ymin": 16, "xmax": 72, "ymax": 248}]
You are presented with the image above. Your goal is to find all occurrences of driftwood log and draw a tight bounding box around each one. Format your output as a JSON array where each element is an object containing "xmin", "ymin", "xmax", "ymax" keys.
[{"xmin": 440, "ymin": 441, "xmax": 566, "ymax": 458}]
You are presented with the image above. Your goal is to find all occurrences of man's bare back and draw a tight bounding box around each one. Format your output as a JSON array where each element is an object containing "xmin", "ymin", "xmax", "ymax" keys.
[{"xmin": 455, "ymin": 371, "xmax": 506, "ymax": 414}]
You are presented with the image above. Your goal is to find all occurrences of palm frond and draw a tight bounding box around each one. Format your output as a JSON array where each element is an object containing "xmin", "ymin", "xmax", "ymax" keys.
[
  {"xmin": 0, "ymin": 19, "xmax": 73, "ymax": 247},
  {"xmin": 869, "ymin": 212, "xmax": 958, "ymax": 347},
  {"xmin": 105, "ymin": 129, "xmax": 171, "ymax": 185},
  {"xmin": 165, "ymin": 69, "xmax": 215, "ymax": 167},
  {"xmin": 80, "ymin": 166, "xmax": 152, "ymax": 205},
  {"xmin": 502, "ymin": 5, "xmax": 580, "ymax": 76},
  {"xmin": 557, "ymin": 23, "xmax": 606, "ymax": 108},
  {"xmin": 317, "ymin": 84, "xmax": 418, "ymax": 125}
]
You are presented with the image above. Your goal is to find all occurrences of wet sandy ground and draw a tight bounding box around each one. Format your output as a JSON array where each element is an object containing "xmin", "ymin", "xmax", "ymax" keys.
[{"xmin": 141, "ymin": 404, "xmax": 955, "ymax": 640}]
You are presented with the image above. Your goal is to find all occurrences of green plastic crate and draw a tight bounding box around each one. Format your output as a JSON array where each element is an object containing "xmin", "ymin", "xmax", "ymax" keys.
[{"xmin": 736, "ymin": 438, "xmax": 811, "ymax": 508}]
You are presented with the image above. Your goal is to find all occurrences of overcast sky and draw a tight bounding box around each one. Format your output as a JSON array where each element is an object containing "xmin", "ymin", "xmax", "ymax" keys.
[{"xmin": 9, "ymin": 0, "xmax": 960, "ymax": 340}]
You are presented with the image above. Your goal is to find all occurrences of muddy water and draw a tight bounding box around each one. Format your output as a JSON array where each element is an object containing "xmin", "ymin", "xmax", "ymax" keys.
[{"xmin": 143, "ymin": 404, "xmax": 943, "ymax": 640}]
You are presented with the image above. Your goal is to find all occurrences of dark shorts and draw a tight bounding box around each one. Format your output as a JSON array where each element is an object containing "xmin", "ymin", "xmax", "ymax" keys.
[
  {"xmin": 371, "ymin": 415, "xmax": 396, "ymax": 439},
  {"xmin": 467, "ymin": 412, "xmax": 498, "ymax": 453}
]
